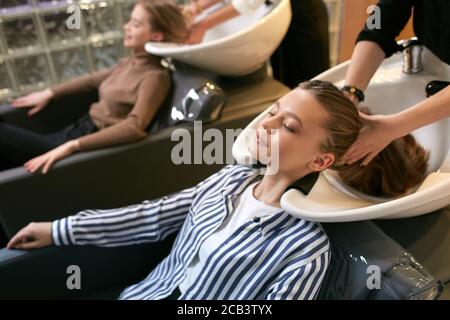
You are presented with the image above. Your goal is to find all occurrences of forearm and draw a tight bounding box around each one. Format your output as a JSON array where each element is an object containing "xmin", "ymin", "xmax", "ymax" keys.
[
  {"xmin": 199, "ymin": 4, "xmax": 240, "ymax": 30},
  {"xmin": 77, "ymin": 118, "xmax": 147, "ymax": 151},
  {"xmin": 391, "ymin": 85, "xmax": 450, "ymax": 137},
  {"xmin": 344, "ymin": 41, "xmax": 386, "ymax": 91},
  {"xmin": 197, "ymin": 0, "xmax": 223, "ymax": 11},
  {"xmin": 50, "ymin": 68, "xmax": 113, "ymax": 100},
  {"xmin": 52, "ymin": 189, "xmax": 197, "ymax": 247}
]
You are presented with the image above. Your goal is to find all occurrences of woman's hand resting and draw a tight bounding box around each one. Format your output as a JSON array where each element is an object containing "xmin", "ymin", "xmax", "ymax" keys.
[
  {"xmin": 24, "ymin": 140, "xmax": 81, "ymax": 174},
  {"xmin": 7, "ymin": 222, "xmax": 53, "ymax": 250},
  {"xmin": 11, "ymin": 88, "xmax": 54, "ymax": 116}
]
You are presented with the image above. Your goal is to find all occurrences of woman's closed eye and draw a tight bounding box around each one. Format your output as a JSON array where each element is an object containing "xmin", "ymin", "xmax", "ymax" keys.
[
  {"xmin": 267, "ymin": 111, "xmax": 297, "ymax": 133},
  {"xmin": 283, "ymin": 123, "xmax": 295, "ymax": 133}
]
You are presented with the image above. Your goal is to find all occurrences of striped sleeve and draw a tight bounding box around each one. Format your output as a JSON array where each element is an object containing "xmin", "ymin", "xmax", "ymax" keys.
[
  {"xmin": 52, "ymin": 165, "xmax": 235, "ymax": 247},
  {"xmin": 265, "ymin": 237, "xmax": 331, "ymax": 300}
]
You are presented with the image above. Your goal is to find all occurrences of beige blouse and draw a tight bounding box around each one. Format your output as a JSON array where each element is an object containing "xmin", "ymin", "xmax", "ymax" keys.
[{"xmin": 51, "ymin": 52, "xmax": 170, "ymax": 150}]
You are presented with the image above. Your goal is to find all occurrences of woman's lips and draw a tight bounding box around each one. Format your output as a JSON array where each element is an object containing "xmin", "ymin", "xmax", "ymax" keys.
[{"xmin": 256, "ymin": 130, "xmax": 268, "ymax": 147}]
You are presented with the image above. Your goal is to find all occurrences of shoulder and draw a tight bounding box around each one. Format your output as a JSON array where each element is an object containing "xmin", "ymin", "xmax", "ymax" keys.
[
  {"xmin": 222, "ymin": 164, "xmax": 260, "ymax": 180},
  {"xmin": 140, "ymin": 68, "xmax": 171, "ymax": 85},
  {"xmin": 289, "ymin": 219, "xmax": 331, "ymax": 262},
  {"xmin": 198, "ymin": 165, "xmax": 259, "ymax": 189}
]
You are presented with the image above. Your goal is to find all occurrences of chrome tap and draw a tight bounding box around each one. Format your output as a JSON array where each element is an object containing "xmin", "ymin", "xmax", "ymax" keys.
[{"xmin": 401, "ymin": 37, "xmax": 423, "ymax": 74}]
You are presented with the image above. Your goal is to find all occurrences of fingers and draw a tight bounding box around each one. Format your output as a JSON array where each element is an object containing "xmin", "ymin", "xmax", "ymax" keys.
[
  {"xmin": 348, "ymin": 146, "xmax": 372, "ymax": 164},
  {"xmin": 14, "ymin": 240, "xmax": 41, "ymax": 250},
  {"xmin": 7, "ymin": 226, "xmax": 33, "ymax": 249},
  {"xmin": 346, "ymin": 154, "xmax": 364, "ymax": 165},
  {"xmin": 342, "ymin": 145, "xmax": 357, "ymax": 162},
  {"xmin": 42, "ymin": 157, "xmax": 56, "ymax": 174},
  {"xmin": 11, "ymin": 97, "xmax": 32, "ymax": 108},
  {"xmin": 342, "ymin": 143, "xmax": 367, "ymax": 164},
  {"xmin": 7, "ymin": 222, "xmax": 52, "ymax": 250},
  {"xmin": 25, "ymin": 155, "xmax": 53, "ymax": 174},
  {"xmin": 27, "ymin": 105, "xmax": 42, "ymax": 117},
  {"xmin": 361, "ymin": 151, "xmax": 378, "ymax": 166},
  {"xmin": 24, "ymin": 155, "xmax": 46, "ymax": 173},
  {"xmin": 342, "ymin": 137, "xmax": 362, "ymax": 162},
  {"xmin": 357, "ymin": 111, "xmax": 373, "ymax": 125}
]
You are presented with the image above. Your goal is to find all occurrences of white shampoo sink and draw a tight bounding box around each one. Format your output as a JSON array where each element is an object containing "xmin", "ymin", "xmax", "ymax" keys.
[
  {"xmin": 233, "ymin": 48, "xmax": 450, "ymax": 222},
  {"xmin": 145, "ymin": 0, "xmax": 292, "ymax": 76}
]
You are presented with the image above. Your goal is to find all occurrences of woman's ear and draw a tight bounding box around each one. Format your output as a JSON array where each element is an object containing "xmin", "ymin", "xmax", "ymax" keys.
[
  {"xmin": 309, "ymin": 153, "xmax": 335, "ymax": 172},
  {"xmin": 151, "ymin": 32, "xmax": 164, "ymax": 42}
]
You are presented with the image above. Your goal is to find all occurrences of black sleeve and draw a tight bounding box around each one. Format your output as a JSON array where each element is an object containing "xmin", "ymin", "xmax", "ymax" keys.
[{"xmin": 356, "ymin": 0, "xmax": 414, "ymax": 57}]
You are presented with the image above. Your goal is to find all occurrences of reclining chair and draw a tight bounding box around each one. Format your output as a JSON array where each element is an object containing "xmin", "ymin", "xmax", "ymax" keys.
[
  {"xmin": 0, "ymin": 219, "xmax": 443, "ymax": 299},
  {"xmin": 0, "ymin": 61, "xmax": 445, "ymax": 300}
]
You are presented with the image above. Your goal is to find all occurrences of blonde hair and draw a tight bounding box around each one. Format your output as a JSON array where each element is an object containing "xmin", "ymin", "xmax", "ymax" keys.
[
  {"xmin": 338, "ymin": 110, "xmax": 429, "ymax": 197},
  {"xmin": 299, "ymin": 81, "xmax": 429, "ymax": 197},
  {"xmin": 138, "ymin": 0, "xmax": 189, "ymax": 43},
  {"xmin": 298, "ymin": 80, "xmax": 362, "ymax": 169}
]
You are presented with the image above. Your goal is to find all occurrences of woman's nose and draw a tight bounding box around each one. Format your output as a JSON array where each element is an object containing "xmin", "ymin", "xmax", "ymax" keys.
[{"xmin": 261, "ymin": 115, "xmax": 279, "ymax": 132}]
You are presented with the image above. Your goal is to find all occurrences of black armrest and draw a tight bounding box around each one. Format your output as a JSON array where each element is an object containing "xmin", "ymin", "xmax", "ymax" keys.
[
  {"xmin": 0, "ymin": 234, "xmax": 175, "ymax": 299},
  {"xmin": 318, "ymin": 221, "xmax": 443, "ymax": 300},
  {"xmin": 0, "ymin": 220, "xmax": 442, "ymax": 300},
  {"xmin": 0, "ymin": 91, "xmax": 96, "ymax": 134}
]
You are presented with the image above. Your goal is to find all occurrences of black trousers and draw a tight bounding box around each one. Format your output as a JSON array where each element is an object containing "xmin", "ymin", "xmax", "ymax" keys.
[
  {"xmin": 0, "ymin": 112, "xmax": 97, "ymax": 171},
  {"xmin": 0, "ymin": 224, "xmax": 7, "ymax": 248},
  {"xmin": 270, "ymin": 0, "xmax": 330, "ymax": 88},
  {"xmin": 166, "ymin": 287, "xmax": 182, "ymax": 300}
]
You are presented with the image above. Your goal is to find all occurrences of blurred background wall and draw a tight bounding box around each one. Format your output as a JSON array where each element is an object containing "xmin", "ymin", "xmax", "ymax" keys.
[{"xmin": 0, "ymin": 0, "xmax": 344, "ymax": 103}]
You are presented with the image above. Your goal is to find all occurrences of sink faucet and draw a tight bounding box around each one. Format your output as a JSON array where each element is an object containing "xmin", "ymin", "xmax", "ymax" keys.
[{"xmin": 401, "ymin": 37, "xmax": 423, "ymax": 74}]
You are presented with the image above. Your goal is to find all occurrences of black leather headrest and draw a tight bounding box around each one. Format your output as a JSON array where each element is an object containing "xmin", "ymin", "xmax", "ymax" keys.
[{"xmin": 148, "ymin": 60, "xmax": 226, "ymax": 133}]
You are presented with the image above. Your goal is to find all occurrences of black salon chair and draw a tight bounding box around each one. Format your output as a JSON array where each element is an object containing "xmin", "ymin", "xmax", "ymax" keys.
[{"xmin": 0, "ymin": 219, "xmax": 442, "ymax": 300}]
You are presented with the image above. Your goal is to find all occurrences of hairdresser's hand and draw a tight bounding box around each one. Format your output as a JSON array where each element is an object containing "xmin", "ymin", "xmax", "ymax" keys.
[
  {"xmin": 185, "ymin": 21, "xmax": 208, "ymax": 44},
  {"xmin": 24, "ymin": 140, "xmax": 81, "ymax": 174},
  {"xmin": 7, "ymin": 222, "xmax": 53, "ymax": 250},
  {"xmin": 342, "ymin": 112, "xmax": 402, "ymax": 166},
  {"xmin": 180, "ymin": 3, "xmax": 200, "ymax": 27},
  {"xmin": 11, "ymin": 88, "xmax": 54, "ymax": 116}
]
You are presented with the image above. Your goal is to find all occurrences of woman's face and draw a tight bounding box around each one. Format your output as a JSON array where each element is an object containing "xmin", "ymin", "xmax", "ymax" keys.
[
  {"xmin": 123, "ymin": 4, "xmax": 163, "ymax": 51},
  {"xmin": 249, "ymin": 88, "xmax": 335, "ymax": 177}
]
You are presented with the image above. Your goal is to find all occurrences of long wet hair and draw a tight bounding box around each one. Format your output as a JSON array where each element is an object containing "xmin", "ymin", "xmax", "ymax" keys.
[
  {"xmin": 338, "ymin": 108, "xmax": 429, "ymax": 197},
  {"xmin": 299, "ymin": 80, "xmax": 428, "ymax": 197}
]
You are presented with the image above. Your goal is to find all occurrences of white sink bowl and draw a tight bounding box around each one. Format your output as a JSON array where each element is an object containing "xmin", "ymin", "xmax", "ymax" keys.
[
  {"xmin": 145, "ymin": 0, "xmax": 291, "ymax": 76},
  {"xmin": 233, "ymin": 48, "xmax": 450, "ymax": 222}
]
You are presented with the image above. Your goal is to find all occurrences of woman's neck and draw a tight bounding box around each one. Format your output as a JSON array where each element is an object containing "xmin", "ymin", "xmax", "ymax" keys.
[
  {"xmin": 133, "ymin": 48, "xmax": 145, "ymax": 55},
  {"xmin": 253, "ymin": 169, "xmax": 310, "ymax": 208}
]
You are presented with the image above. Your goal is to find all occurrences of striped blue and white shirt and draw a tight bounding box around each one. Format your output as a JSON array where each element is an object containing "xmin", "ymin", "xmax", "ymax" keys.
[{"xmin": 52, "ymin": 165, "xmax": 330, "ymax": 300}]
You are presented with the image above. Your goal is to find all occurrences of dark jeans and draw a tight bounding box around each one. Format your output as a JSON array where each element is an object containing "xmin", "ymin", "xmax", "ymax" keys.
[
  {"xmin": 0, "ymin": 224, "xmax": 7, "ymax": 248},
  {"xmin": 0, "ymin": 113, "xmax": 97, "ymax": 171},
  {"xmin": 270, "ymin": 0, "xmax": 330, "ymax": 88},
  {"xmin": 166, "ymin": 287, "xmax": 182, "ymax": 300}
]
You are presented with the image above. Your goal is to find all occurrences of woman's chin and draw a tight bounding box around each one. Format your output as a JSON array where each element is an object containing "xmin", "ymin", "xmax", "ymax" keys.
[
  {"xmin": 123, "ymin": 40, "xmax": 133, "ymax": 48},
  {"xmin": 248, "ymin": 143, "xmax": 270, "ymax": 165}
]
